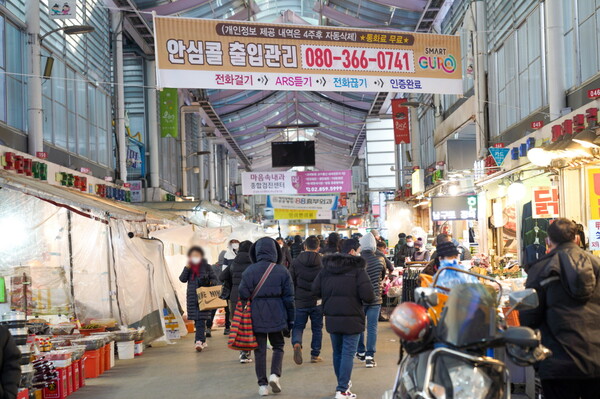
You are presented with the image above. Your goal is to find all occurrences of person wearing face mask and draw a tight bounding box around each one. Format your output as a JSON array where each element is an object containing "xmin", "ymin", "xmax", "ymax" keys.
[
  {"xmin": 394, "ymin": 235, "xmax": 417, "ymax": 268},
  {"xmin": 433, "ymin": 241, "xmax": 477, "ymax": 291},
  {"xmin": 179, "ymin": 246, "xmax": 218, "ymax": 352}
]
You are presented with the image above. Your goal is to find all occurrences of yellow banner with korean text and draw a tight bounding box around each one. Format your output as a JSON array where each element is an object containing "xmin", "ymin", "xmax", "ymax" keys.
[
  {"xmin": 274, "ymin": 209, "xmax": 318, "ymax": 220},
  {"xmin": 153, "ymin": 16, "xmax": 462, "ymax": 94},
  {"xmin": 588, "ymin": 168, "xmax": 600, "ymax": 220}
]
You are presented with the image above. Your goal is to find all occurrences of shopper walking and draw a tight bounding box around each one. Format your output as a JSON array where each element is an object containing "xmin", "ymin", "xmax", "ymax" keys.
[
  {"xmin": 276, "ymin": 237, "xmax": 293, "ymax": 268},
  {"xmin": 394, "ymin": 235, "xmax": 416, "ymax": 268},
  {"xmin": 357, "ymin": 233, "xmax": 386, "ymax": 368},
  {"xmin": 220, "ymin": 240, "xmax": 254, "ymax": 363},
  {"xmin": 211, "ymin": 238, "xmax": 239, "ymax": 336},
  {"xmin": 313, "ymin": 239, "xmax": 375, "ymax": 399},
  {"xmin": 520, "ymin": 218, "xmax": 600, "ymax": 399},
  {"xmin": 179, "ymin": 246, "xmax": 218, "ymax": 352},
  {"xmin": 290, "ymin": 235, "xmax": 304, "ymax": 259},
  {"xmin": 289, "ymin": 235, "xmax": 324, "ymax": 365},
  {"xmin": 0, "ymin": 325, "xmax": 21, "ymax": 399},
  {"xmin": 321, "ymin": 232, "xmax": 341, "ymax": 255},
  {"xmin": 238, "ymin": 237, "xmax": 295, "ymax": 396}
]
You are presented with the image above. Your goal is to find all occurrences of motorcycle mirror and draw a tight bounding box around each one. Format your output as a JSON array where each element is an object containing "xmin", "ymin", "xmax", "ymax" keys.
[
  {"xmin": 415, "ymin": 287, "xmax": 438, "ymax": 307},
  {"xmin": 509, "ymin": 288, "xmax": 539, "ymax": 310},
  {"xmin": 503, "ymin": 326, "xmax": 540, "ymax": 347}
]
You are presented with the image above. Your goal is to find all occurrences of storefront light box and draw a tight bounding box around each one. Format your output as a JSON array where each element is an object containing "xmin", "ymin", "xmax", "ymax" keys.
[{"xmin": 431, "ymin": 195, "xmax": 478, "ymax": 221}]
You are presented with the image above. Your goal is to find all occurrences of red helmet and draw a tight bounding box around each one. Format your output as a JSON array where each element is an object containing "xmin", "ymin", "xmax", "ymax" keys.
[{"xmin": 390, "ymin": 302, "xmax": 431, "ymax": 341}]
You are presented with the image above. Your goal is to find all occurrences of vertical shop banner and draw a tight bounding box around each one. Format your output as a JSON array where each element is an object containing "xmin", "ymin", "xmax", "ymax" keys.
[
  {"xmin": 531, "ymin": 187, "xmax": 559, "ymax": 219},
  {"xmin": 159, "ymin": 88, "xmax": 178, "ymax": 138},
  {"xmin": 589, "ymin": 220, "xmax": 600, "ymax": 250},
  {"xmin": 242, "ymin": 170, "xmax": 351, "ymax": 195},
  {"xmin": 588, "ymin": 168, "xmax": 600, "ymax": 219},
  {"xmin": 153, "ymin": 16, "xmax": 462, "ymax": 94},
  {"xmin": 391, "ymin": 98, "xmax": 410, "ymax": 144},
  {"xmin": 49, "ymin": 0, "xmax": 76, "ymax": 19}
]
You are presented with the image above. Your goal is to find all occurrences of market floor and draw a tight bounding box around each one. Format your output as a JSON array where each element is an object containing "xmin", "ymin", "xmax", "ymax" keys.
[{"xmin": 70, "ymin": 324, "xmax": 400, "ymax": 399}]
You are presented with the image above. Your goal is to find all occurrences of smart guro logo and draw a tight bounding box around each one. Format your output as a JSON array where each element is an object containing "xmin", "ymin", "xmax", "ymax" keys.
[{"xmin": 418, "ymin": 48, "xmax": 457, "ymax": 74}]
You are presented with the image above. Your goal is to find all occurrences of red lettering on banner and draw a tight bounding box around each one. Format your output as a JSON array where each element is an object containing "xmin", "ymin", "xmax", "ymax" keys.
[{"xmin": 532, "ymin": 187, "xmax": 559, "ymax": 218}]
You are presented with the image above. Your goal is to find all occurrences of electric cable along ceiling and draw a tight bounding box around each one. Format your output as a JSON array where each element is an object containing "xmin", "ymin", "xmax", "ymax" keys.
[{"xmin": 122, "ymin": 0, "xmax": 448, "ymax": 171}]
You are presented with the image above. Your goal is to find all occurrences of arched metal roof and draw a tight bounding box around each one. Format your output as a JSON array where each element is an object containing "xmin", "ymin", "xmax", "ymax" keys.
[{"xmin": 124, "ymin": 0, "xmax": 446, "ymax": 170}]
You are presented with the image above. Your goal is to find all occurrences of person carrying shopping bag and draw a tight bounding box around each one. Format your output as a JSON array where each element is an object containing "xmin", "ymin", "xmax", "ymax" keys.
[
  {"xmin": 179, "ymin": 246, "xmax": 218, "ymax": 352},
  {"xmin": 220, "ymin": 240, "xmax": 254, "ymax": 363},
  {"xmin": 238, "ymin": 237, "xmax": 295, "ymax": 396}
]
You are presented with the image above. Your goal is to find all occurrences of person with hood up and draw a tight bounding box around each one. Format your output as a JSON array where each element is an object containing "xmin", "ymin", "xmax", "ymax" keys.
[
  {"xmin": 520, "ymin": 218, "xmax": 600, "ymax": 399},
  {"xmin": 312, "ymin": 239, "xmax": 375, "ymax": 399},
  {"xmin": 321, "ymin": 232, "xmax": 341, "ymax": 255},
  {"xmin": 220, "ymin": 240, "xmax": 254, "ymax": 364},
  {"xmin": 289, "ymin": 235, "xmax": 324, "ymax": 365},
  {"xmin": 239, "ymin": 237, "xmax": 295, "ymax": 396},
  {"xmin": 356, "ymin": 233, "xmax": 386, "ymax": 368},
  {"xmin": 179, "ymin": 246, "xmax": 218, "ymax": 352},
  {"xmin": 290, "ymin": 235, "xmax": 304, "ymax": 259}
]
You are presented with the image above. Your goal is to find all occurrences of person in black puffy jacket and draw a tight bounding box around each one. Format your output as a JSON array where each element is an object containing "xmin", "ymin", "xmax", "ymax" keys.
[
  {"xmin": 290, "ymin": 235, "xmax": 304, "ymax": 259},
  {"xmin": 520, "ymin": 219, "xmax": 600, "ymax": 399},
  {"xmin": 239, "ymin": 237, "xmax": 295, "ymax": 396},
  {"xmin": 289, "ymin": 236, "xmax": 323, "ymax": 365},
  {"xmin": 0, "ymin": 325, "xmax": 20, "ymax": 399},
  {"xmin": 220, "ymin": 240, "xmax": 254, "ymax": 363},
  {"xmin": 179, "ymin": 246, "xmax": 218, "ymax": 352},
  {"xmin": 312, "ymin": 239, "xmax": 375, "ymax": 399}
]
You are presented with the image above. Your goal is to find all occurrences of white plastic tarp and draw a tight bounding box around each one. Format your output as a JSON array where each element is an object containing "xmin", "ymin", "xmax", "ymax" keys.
[
  {"xmin": 0, "ymin": 188, "xmax": 72, "ymax": 315},
  {"xmin": 130, "ymin": 237, "xmax": 187, "ymax": 337},
  {"xmin": 70, "ymin": 212, "xmax": 113, "ymax": 322},
  {"xmin": 109, "ymin": 219, "xmax": 157, "ymax": 328}
]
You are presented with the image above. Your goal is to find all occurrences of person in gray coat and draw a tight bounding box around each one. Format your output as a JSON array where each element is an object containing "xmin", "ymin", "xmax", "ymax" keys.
[
  {"xmin": 357, "ymin": 233, "xmax": 386, "ymax": 368},
  {"xmin": 179, "ymin": 246, "xmax": 218, "ymax": 352}
]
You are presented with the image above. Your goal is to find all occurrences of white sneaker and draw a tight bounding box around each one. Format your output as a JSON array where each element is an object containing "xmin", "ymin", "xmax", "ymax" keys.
[
  {"xmin": 195, "ymin": 341, "xmax": 204, "ymax": 352},
  {"xmin": 335, "ymin": 391, "xmax": 357, "ymax": 398},
  {"xmin": 365, "ymin": 356, "xmax": 376, "ymax": 368},
  {"xmin": 269, "ymin": 374, "xmax": 281, "ymax": 393},
  {"xmin": 202, "ymin": 341, "xmax": 208, "ymax": 349},
  {"xmin": 259, "ymin": 386, "xmax": 269, "ymax": 396}
]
